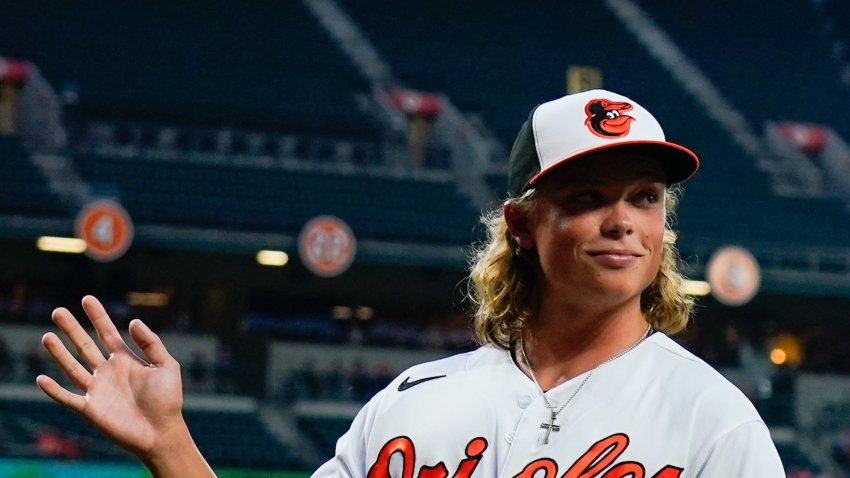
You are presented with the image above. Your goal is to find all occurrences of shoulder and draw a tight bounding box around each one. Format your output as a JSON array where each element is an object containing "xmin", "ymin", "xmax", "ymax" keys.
[
  {"xmin": 382, "ymin": 344, "xmax": 510, "ymax": 391},
  {"xmin": 362, "ymin": 344, "xmax": 513, "ymax": 409},
  {"xmin": 641, "ymin": 333, "xmax": 765, "ymax": 430},
  {"xmin": 354, "ymin": 345, "xmax": 513, "ymax": 434},
  {"xmin": 643, "ymin": 333, "xmax": 745, "ymax": 390},
  {"xmin": 596, "ymin": 333, "xmax": 778, "ymax": 461},
  {"xmin": 644, "ymin": 333, "xmax": 751, "ymax": 394}
]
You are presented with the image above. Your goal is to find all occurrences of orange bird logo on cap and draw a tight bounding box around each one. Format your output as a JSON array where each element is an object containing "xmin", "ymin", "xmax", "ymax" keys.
[{"xmin": 584, "ymin": 98, "xmax": 635, "ymax": 138}]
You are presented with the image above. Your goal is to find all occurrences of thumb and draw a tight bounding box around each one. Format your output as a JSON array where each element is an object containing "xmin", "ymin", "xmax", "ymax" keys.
[{"xmin": 129, "ymin": 319, "xmax": 173, "ymax": 367}]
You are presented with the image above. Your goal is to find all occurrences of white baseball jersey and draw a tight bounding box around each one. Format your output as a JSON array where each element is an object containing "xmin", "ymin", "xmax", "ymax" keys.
[{"xmin": 312, "ymin": 332, "xmax": 784, "ymax": 477}]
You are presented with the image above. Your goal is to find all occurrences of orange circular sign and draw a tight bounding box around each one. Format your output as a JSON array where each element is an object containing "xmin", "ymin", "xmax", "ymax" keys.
[
  {"xmin": 74, "ymin": 199, "xmax": 134, "ymax": 262},
  {"xmin": 298, "ymin": 215, "xmax": 356, "ymax": 277},
  {"xmin": 706, "ymin": 246, "xmax": 761, "ymax": 306}
]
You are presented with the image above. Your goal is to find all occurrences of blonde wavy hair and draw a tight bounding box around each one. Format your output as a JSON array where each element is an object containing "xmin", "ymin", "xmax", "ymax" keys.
[{"xmin": 468, "ymin": 186, "xmax": 694, "ymax": 350}]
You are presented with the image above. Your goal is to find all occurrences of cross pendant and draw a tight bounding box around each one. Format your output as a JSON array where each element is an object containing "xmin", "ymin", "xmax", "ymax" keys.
[{"xmin": 540, "ymin": 410, "xmax": 561, "ymax": 444}]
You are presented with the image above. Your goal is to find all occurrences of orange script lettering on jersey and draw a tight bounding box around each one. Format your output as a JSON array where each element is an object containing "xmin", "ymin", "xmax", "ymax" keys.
[
  {"xmin": 367, "ymin": 436, "xmax": 487, "ymax": 478},
  {"xmin": 367, "ymin": 434, "xmax": 682, "ymax": 478}
]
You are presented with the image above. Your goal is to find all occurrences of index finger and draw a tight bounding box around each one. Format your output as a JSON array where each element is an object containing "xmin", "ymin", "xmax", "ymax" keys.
[{"xmin": 81, "ymin": 295, "xmax": 130, "ymax": 354}]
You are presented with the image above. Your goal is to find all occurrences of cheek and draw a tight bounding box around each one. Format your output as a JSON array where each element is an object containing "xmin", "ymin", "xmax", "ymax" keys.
[
  {"xmin": 531, "ymin": 214, "xmax": 580, "ymax": 263},
  {"xmin": 646, "ymin": 226, "xmax": 664, "ymax": 250},
  {"xmin": 643, "ymin": 222, "xmax": 667, "ymax": 271},
  {"xmin": 537, "ymin": 221, "xmax": 594, "ymax": 281},
  {"xmin": 641, "ymin": 209, "xmax": 666, "ymax": 245}
]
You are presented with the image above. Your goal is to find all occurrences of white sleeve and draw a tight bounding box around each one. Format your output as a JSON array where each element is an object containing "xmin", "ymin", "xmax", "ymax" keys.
[
  {"xmin": 693, "ymin": 421, "xmax": 785, "ymax": 477},
  {"xmin": 310, "ymin": 400, "xmax": 373, "ymax": 478}
]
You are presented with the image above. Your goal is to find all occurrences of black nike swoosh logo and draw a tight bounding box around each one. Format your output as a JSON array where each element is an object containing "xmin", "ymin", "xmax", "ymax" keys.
[{"xmin": 397, "ymin": 374, "xmax": 447, "ymax": 392}]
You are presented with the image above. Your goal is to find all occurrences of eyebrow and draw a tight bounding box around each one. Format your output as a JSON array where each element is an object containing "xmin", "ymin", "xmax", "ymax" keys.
[
  {"xmin": 570, "ymin": 172, "xmax": 666, "ymax": 186},
  {"xmin": 630, "ymin": 171, "xmax": 667, "ymax": 182}
]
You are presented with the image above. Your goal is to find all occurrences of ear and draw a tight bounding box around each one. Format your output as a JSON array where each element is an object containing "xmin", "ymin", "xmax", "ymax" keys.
[{"xmin": 503, "ymin": 200, "xmax": 535, "ymax": 250}]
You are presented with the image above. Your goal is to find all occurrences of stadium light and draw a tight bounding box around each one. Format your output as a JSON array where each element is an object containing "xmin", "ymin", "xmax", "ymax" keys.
[
  {"xmin": 36, "ymin": 236, "xmax": 87, "ymax": 254},
  {"xmin": 769, "ymin": 348, "xmax": 787, "ymax": 366},
  {"xmin": 355, "ymin": 306, "xmax": 374, "ymax": 321},
  {"xmin": 256, "ymin": 250, "xmax": 289, "ymax": 267},
  {"xmin": 332, "ymin": 306, "xmax": 353, "ymax": 320},
  {"xmin": 768, "ymin": 333, "xmax": 803, "ymax": 367},
  {"xmin": 681, "ymin": 279, "xmax": 711, "ymax": 296},
  {"xmin": 127, "ymin": 292, "xmax": 169, "ymax": 307}
]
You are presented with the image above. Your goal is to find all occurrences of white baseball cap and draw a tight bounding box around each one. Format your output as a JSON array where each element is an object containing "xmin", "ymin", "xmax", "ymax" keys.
[{"xmin": 507, "ymin": 89, "xmax": 699, "ymax": 197}]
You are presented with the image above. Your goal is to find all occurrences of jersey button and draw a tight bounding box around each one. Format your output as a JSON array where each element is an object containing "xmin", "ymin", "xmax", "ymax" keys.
[
  {"xmin": 505, "ymin": 431, "xmax": 515, "ymax": 443},
  {"xmin": 517, "ymin": 395, "xmax": 532, "ymax": 409}
]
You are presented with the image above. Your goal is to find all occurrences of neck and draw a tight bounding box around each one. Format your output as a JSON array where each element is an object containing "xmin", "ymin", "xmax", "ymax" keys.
[{"xmin": 521, "ymin": 295, "xmax": 649, "ymax": 391}]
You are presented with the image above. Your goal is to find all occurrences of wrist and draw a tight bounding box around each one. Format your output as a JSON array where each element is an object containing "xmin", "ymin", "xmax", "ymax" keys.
[{"xmin": 141, "ymin": 417, "xmax": 215, "ymax": 478}]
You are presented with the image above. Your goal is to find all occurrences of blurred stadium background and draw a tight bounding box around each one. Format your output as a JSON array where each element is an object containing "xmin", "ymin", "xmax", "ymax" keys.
[{"xmin": 1, "ymin": 0, "xmax": 850, "ymax": 476}]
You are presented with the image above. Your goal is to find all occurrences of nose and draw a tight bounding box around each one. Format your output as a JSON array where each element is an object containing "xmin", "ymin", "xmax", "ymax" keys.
[{"xmin": 600, "ymin": 202, "xmax": 633, "ymax": 238}]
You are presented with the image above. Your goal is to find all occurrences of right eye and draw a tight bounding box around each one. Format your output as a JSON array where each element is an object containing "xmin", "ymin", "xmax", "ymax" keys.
[{"xmin": 572, "ymin": 191, "xmax": 599, "ymax": 203}]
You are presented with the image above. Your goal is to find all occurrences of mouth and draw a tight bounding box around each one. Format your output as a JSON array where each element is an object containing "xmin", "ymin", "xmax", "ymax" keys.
[
  {"xmin": 588, "ymin": 249, "xmax": 642, "ymax": 257},
  {"xmin": 587, "ymin": 250, "xmax": 643, "ymax": 267}
]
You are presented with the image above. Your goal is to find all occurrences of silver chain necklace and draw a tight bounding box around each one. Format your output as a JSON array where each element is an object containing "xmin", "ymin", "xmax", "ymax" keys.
[{"xmin": 518, "ymin": 324, "xmax": 653, "ymax": 444}]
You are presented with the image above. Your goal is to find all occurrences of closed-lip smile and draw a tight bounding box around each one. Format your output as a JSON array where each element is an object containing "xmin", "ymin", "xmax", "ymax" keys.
[
  {"xmin": 587, "ymin": 249, "xmax": 642, "ymax": 257},
  {"xmin": 587, "ymin": 249, "xmax": 643, "ymax": 267}
]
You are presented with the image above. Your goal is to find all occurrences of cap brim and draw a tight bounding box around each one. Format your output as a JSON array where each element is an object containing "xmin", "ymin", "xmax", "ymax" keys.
[{"xmin": 527, "ymin": 140, "xmax": 700, "ymax": 186}]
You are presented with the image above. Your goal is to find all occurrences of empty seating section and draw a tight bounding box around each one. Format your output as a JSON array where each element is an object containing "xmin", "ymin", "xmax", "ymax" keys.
[
  {"xmin": 3, "ymin": 0, "xmax": 849, "ymax": 252},
  {"xmin": 185, "ymin": 409, "xmax": 304, "ymax": 469},
  {"xmin": 297, "ymin": 416, "xmax": 352, "ymax": 465},
  {"xmin": 342, "ymin": 0, "xmax": 602, "ymax": 143},
  {"xmin": 0, "ymin": 138, "xmax": 66, "ymax": 217},
  {"xmin": 638, "ymin": 0, "xmax": 850, "ymax": 137},
  {"xmin": 0, "ymin": 1, "xmax": 377, "ymax": 138},
  {"xmin": 73, "ymin": 153, "xmax": 482, "ymax": 245},
  {"xmin": 633, "ymin": 0, "xmax": 850, "ymax": 250},
  {"xmin": 0, "ymin": 399, "xmax": 131, "ymax": 462},
  {"xmin": 0, "ymin": 398, "xmax": 300, "ymax": 469}
]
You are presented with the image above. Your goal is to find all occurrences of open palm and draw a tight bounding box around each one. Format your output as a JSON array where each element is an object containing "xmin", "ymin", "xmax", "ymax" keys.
[{"xmin": 35, "ymin": 295, "xmax": 184, "ymax": 457}]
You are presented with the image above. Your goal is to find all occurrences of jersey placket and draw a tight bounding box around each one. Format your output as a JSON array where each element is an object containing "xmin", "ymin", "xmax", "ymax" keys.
[{"xmin": 497, "ymin": 373, "xmax": 596, "ymax": 477}]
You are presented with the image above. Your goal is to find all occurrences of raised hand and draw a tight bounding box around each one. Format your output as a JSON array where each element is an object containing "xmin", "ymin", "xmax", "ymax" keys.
[{"xmin": 35, "ymin": 295, "xmax": 214, "ymax": 477}]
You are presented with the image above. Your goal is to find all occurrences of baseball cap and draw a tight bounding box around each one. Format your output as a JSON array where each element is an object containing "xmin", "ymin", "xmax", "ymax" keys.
[{"xmin": 507, "ymin": 89, "xmax": 699, "ymax": 197}]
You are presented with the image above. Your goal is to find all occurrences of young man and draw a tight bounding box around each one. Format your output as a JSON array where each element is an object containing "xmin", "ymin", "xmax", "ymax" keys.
[{"xmin": 36, "ymin": 90, "xmax": 785, "ymax": 476}]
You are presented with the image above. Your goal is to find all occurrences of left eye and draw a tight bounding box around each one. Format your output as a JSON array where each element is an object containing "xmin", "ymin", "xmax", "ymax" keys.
[
  {"xmin": 637, "ymin": 191, "xmax": 658, "ymax": 203},
  {"xmin": 605, "ymin": 111, "xmax": 620, "ymax": 119}
]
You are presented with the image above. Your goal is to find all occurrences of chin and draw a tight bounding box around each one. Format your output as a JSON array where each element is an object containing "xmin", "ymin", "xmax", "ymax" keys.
[{"xmin": 589, "ymin": 280, "xmax": 645, "ymax": 302}]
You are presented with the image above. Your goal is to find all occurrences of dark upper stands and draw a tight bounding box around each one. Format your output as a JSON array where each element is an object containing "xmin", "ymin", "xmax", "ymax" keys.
[
  {"xmin": 0, "ymin": 137, "xmax": 66, "ymax": 217},
  {"xmin": 342, "ymin": 0, "xmax": 585, "ymax": 144},
  {"xmin": 2, "ymin": 0, "xmax": 850, "ymax": 255},
  {"xmin": 2, "ymin": 1, "xmax": 484, "ymax": 246},
  {"xmin": 633, "ymin": 0, "xmax": 850, "ymax": 251},
  {"xmin": 638, "ymin": 0, "xmax": 850, "ymax": 138},
  {"xmin": 0, "ymin": 1, "xmax": 376, "ymax": 138}
]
